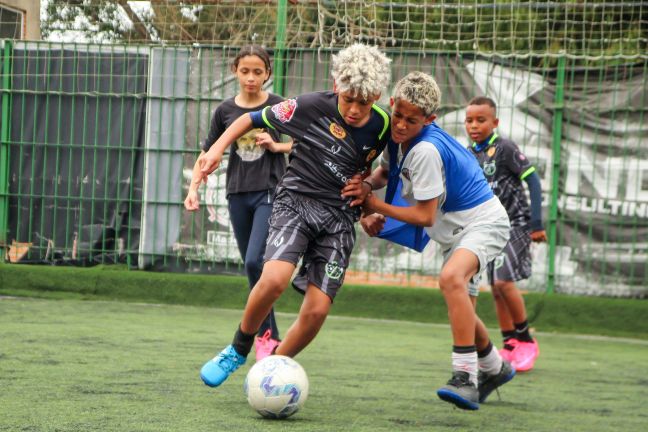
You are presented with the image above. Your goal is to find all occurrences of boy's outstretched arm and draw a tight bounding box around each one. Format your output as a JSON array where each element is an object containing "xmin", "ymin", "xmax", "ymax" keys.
[
  {"xmin": 199, "ymin": 113, "xmax": 254, "ymax": 180},
  {"xmin": 524, "ymin": 171, "xmax": 547, "ymax": 242},
  {"xmin": 364, "ymin": 193, "xmax": 438, "ymax": 227},
  {"xmin": 184, "ymin": 150, "xmax": 206, "ymax": 211}
]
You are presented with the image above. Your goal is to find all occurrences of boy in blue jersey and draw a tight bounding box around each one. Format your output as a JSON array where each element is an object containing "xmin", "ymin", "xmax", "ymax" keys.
[
  {"xmin": 195, "ymin": 44, "xmax": 392, "ymax": 388},
  {"xmin": 344, "ymin": 72, "xmax": 515, "ymax": 410},
  {"xmin": 466, "ymin": 96, "xmax": 546, "ymax": 372}
]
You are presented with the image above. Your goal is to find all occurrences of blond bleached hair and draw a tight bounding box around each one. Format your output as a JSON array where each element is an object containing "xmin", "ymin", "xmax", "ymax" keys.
[
  {"xmin": 392, "ymin": 71, "xmax": 442, "ymax": 117},
  {"xmin": 330, "ymin": 44, "xmax": 392, "ymax": 99}
]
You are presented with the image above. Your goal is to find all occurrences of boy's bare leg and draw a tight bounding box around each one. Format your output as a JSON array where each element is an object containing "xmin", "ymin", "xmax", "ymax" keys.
[
  {"xmin": 469, "ymin": 295, "xmax": 497, "ymax": 352},
  {"xmin": 493, "ymin": 280, "xmax": 527, "ymax": 327},
  {"xmin": 240, "ymin": 260, "xmax": 295, "ymax": 335},
  {"xmin": 439, "ymin": 248, "xmax": 480, "ymax": 345},
  {"xmin": 276, "ymin": 285, "xmax": 331, "ymax": 358}
]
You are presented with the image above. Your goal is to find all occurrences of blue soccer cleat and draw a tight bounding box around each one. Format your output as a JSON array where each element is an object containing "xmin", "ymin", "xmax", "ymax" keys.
[{"xmin": 200, "ymin": 344, "xmax": 247, "ymax": 387}]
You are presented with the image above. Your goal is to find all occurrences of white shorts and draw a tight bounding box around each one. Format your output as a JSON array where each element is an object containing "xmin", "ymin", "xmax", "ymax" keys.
[{"xmin": 436, "ymin": 197, "xmax": 511, "ymax": 296}]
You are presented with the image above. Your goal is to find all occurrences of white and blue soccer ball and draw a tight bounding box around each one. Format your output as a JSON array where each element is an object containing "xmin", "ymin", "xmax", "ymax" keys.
[{"xmin": 244, "ymin": 355, "xmax": 309, "ymax": 419}]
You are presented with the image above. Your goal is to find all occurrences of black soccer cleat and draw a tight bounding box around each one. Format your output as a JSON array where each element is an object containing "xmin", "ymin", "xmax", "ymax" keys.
[
  {"xmin": 437, "ymin": 371, "xmax": 480, "ymax": 410},
  {"xmin": 478, "ymin": 360, "xmax": 516, "ymax": 403}
]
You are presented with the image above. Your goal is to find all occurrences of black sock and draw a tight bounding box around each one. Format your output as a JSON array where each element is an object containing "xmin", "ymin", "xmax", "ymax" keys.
[
  {"xmin": 452, "ymin": 345, "xmax": 477, "ymax": 354},
  {"xmin": 477, "ymin": 341, "xmax": 494, "ymax": 358},
  {"xmin": 232, "ymin": 324, "xmax": 255, "ymax": 357},
  {"xmin": 501, "ymin": 329, "xmax": 516, "ymax": 343},
  {"xmin": 514, "ymin": 320, "xmax": 533, "ymax": 342}
]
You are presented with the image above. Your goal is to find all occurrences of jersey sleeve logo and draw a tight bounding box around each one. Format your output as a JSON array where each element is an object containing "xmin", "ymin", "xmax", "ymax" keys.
[
  {"xmin": 329, "ymin": 123, "xmax": 347, "ymax": 139},
  {"xmin": 401, "ymin": 167, "xmax": 412, "ymax": 181},
  {"xmin": 365, "ymin": 149, "xmax": 377, "ymax": 162},
  {"xmin": 271, "ymin": 99, "xmax": 297, "ymax": 123}
]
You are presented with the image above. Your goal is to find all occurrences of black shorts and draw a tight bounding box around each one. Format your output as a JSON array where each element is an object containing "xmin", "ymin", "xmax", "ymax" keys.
[
  {"xmin": 487, "ymin": 226, "xmax": 532, "ymax": 284},
  {"xmin": 264, "ymin": 190, "xmax": 356, "ymax": 300}
]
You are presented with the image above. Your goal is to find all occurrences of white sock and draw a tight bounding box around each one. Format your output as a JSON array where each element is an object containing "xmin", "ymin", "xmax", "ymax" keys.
[
  {"xmin": 479, "ymin": 345, "xmax": 503, "ymax": 376},
  {"xmin": 452, "ymin": 351, "xmax": 478, "ymax": 386}
]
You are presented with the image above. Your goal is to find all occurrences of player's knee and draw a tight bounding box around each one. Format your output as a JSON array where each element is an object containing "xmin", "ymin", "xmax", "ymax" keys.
[
  {"xmin": 491, "ymin": 283, "xmax": 505, "ymax": 299},
  {"xmin": 438, "ymin": 270, "xmax": 464, "ymax": 293},
  {"xmin": 300, "ymin": 306, "xmax": 328, "ymax": 325},
  {"xmin": 256, "ymin": 275, "xmax": 286, "ymax": 299},
  {"xmin": 494, "ymin": 281, "xmax": 516, "ymax": 297}
]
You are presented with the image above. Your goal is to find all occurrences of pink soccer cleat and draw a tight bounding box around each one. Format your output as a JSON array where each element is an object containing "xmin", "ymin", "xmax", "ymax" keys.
[
  {"xmin": 254, "ymin": 329, "xmax": 280, "ymax": 362},
  {"xmin": 499, "ymin": 339, "xmax": 518, "ymax": 362},
  {"xmin": 510, "ymin": 339, "xmax": 539, "ymax": 372}
]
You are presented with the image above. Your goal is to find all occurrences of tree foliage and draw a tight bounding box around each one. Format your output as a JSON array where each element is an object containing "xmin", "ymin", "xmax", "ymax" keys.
[{"xmin": 41, "ymin": 0, "xmax": 647, "ymax": 59}]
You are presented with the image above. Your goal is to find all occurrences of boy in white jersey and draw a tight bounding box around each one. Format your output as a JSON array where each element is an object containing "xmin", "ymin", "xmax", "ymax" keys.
[{"xmin": 344, "ymin": 72, "xmax": 516, "ymax": 410}]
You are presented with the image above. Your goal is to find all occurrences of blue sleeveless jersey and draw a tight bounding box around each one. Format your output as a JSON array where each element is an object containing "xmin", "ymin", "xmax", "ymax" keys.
[{"xmin": 418, "ymin": 123, "xmax": 493, "ymax": 212}]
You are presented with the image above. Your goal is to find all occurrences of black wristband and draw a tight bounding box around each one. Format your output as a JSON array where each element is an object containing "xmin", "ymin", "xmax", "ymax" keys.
[{"xmin": 362, "ymin": 180, "xmax": 373, "ymax": 191}]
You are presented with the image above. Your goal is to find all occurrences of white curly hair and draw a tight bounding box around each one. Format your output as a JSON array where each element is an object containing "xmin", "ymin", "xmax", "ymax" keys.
[
  {"xmin": 392, "ymin": 71, "xmax": 442, "ymax": 117},
  {"xmin": 330, "ymin": 44, "xmax": 392, "ymax": 99}
]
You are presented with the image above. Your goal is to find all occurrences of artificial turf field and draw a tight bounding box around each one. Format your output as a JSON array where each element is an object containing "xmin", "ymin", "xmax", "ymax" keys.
[{"xmin": 1, "ymin": 297, "xmax": 647, "ymax": 432}]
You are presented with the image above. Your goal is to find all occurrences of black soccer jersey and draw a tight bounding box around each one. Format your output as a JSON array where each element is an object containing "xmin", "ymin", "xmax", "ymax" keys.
[
  {"xmin": 469, "ymin": 134, "xmax": 535, "ymax": 227},
  {"xmin": 251, "ymin": 91, "xmax": 390, "ymax": 212},
  {"xmin": 202, "ymin": 93, "xmax": 287, "ymax": 196}
]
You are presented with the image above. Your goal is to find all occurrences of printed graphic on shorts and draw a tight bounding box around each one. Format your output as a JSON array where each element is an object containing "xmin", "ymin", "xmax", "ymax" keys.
[
  {"xmin": 271, "ymin": 99, "xmax": 297, "ymax": 123},
  {"xmin": 271, "ymin": 234, "xmax": 285, "ymax": 248},
  {"xmin": 235, "ymin": 128, "xmax": 265, "ymax": 162},
  {"xmin": 494, "ymin": 254, "xmax": 505, "ymax": 269},
  {"xmin": 329, "ymin": 122, "xmax": 347, "ymax": 139},
  {"xmin": 325, "ymin": 261, "xmax": 344, "ymax": 280}
]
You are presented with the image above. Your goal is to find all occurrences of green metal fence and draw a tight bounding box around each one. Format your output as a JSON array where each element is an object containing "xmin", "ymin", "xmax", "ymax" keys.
[{"xmin": 0, "ymin": 39, "xmax": 646, "ymax": 297}]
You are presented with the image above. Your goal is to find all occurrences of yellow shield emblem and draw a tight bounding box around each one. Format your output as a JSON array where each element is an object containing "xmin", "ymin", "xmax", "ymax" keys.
[{"xmin": 329, "ymin": 123, "xmax": 347, "ymax": 139}]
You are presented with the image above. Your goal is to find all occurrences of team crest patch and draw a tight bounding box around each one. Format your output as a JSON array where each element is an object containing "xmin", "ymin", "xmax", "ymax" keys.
[
  {"xmin": 271, "ymin": 99, "xmax": 297, "ymax": 123},
  {"xmin": 325, "ymin": 262, "xmax": 344, "ymax": 280},
  {"xmin": 329, "ymin": 123, "xmax": 347, "ymax": 139},
  {"xmin": 487, "ymin": 147, "xmax": 496, "ymax": 157},
  {"xmin": 483, "ymin": 161, "xmax": 497, "ymax": 176},
  {"xmin": 366, "ymin": 149, "xmax": 377, "ymax": 162},
  {"xmin": 494, "ymin": 254, "xmax": 505, "ymax": 269}
]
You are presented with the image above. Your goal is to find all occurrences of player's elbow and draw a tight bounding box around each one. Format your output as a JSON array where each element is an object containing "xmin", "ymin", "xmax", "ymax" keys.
[{"xmin": 413, "ymin": 213, "xmax": 435, "ymax": 227}]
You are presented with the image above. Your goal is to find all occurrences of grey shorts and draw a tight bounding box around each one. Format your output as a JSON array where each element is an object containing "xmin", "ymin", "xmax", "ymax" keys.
[
  {"xmin": 441, "ymin": 209, "xmax": 510, "ymax": 297},
  {"xmin": 264, "ymin": 190, "xmax": 356, "ymax": 301},
  {"xmin": 487, "ymin": 226, "xmax": 532, "ymax": 284}
]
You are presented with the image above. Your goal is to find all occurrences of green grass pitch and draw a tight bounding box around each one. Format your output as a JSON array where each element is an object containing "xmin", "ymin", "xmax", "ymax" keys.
[{"xmin": 1, "ymin": 297, "xmax": 647, "ymax": 431}]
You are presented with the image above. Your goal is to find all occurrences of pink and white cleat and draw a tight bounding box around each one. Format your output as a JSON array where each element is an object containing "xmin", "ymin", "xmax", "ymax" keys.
[
  {"xmin": 510, "ymin": 339, "xmax": 539, "ymax": 372},
  {"xmin": 254, "ymin": 329, "xmax": 280, "ymax": 362}
]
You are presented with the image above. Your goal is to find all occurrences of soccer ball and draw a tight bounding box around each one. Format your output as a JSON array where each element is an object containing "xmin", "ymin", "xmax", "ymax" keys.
[{"xmin": 244, "ymin": 355, "xmax": 309, "ymax": 419}]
